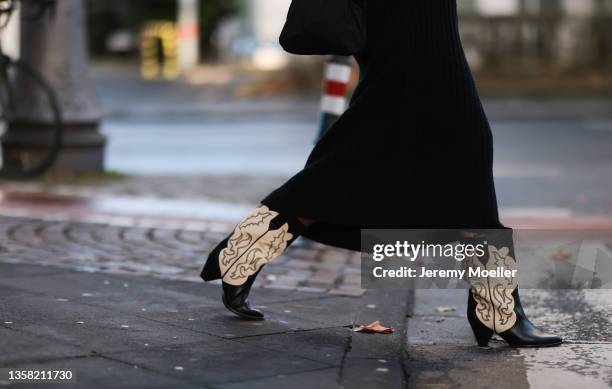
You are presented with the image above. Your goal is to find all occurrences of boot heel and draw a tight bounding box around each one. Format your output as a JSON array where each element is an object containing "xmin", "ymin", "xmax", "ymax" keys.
[
  {"xmin": 473, "ymin": 327, "xmax": 494, "ymax": 348},
  {"xmin": 469, "ymin": 318, "xmax": 494, "ymax": 348}
]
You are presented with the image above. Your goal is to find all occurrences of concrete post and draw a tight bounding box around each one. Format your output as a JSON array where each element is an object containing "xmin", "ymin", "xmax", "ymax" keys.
[
  {"xmin": 1, "ymin": 0, "xmax": 106, "ymax": 173},
  {"xmin": 0, "ymin": 4, "xmax": 19, "ymax": 59},
  {"xmin": 177, "ymin": 0, "xmax": 200, "ymax": 70}
]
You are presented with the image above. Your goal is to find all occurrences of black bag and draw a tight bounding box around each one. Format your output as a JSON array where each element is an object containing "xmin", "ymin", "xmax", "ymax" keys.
[{"xmin": 279, "ymin": 0, "xmax": 367, "ymax": 56}]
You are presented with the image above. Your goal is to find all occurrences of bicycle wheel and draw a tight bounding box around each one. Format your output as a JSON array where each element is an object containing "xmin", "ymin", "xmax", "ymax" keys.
[{"xmin": 0, "ymin": 56, "xmax": 63, "ymax": 180}]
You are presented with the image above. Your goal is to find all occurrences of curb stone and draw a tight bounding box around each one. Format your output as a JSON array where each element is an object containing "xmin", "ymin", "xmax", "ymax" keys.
[{"xmin": 340, "ymin": 288, "xmax": 413, "ymax": 388}]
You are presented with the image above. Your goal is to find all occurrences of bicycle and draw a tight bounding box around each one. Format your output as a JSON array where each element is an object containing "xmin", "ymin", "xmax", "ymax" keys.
[{"xmin": 0, "ymin": 0, "xmax": 63, "ymax": 179}]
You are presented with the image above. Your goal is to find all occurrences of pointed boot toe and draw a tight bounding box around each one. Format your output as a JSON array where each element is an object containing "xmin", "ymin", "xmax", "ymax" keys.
[{"xmin": 222, "ymin": 294, "xmax": 264, "ymax": 320}]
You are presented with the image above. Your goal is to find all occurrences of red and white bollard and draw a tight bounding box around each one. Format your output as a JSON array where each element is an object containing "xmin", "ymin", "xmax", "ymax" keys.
[{"xmin": 316, "ymin": 56, "xmax": 353, "ymax": 141}]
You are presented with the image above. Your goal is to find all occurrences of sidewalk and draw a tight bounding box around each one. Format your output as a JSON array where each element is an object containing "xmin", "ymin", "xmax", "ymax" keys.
[
  {"xmin": 0, "ymin": 262, "xmax": 410, "ymax": 388},
  {"xmin": 0, "ymin": 179, "xmax": 411, "ymax": 388},
  {"xmin": 2, "ymin": 176, "xmax": 612, "ymax": 388}
]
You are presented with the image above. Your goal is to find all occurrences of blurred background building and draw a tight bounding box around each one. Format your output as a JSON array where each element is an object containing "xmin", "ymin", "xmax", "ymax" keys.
[
  {"xmin": 95, "ymin": 0, "xmax": 612, "ymax": 95},
  {"xmin": 0, "ymin": 0, "xmax": 611, "ymax": 177},
  {"xmin": 1, "ymin": 0, "xmax": 608, "ymax": 93}
]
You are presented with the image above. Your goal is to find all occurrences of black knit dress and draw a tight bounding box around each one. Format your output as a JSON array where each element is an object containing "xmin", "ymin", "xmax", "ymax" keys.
[{"xmin": 262, "ymin": 0, "xmax": 503, "ymax": 251}]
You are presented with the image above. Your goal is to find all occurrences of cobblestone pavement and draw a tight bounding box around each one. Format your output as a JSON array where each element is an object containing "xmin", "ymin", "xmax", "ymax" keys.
[
  {"xmin": 0, "ymin": 177, "xmax": 365, "ymax": 296},
  {"xmin": 0, "ymin": 217, "xmax": 364, "ymax": 297}
]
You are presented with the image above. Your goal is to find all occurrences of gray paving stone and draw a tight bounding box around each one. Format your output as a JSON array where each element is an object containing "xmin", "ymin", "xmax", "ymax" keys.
[
  {"xmin": 1, "ymin": 294, "xmax": 212, "ymax": 354},
  {"xmin": 340, "ymin": 358, "xmax": 406, "ymax": 389},
  {"xmin": 313, "ymin": 262, "xmax": 345, "ymax": 271},
  {"xmin": 145, "ymin": 304, "xmax": 334, "ymax": 339},
  {"xmin": 0, "ymin": 262, "xmax": 70, "ymax": 278},
  {"xmin": 289, "ymin": 248, "xmax": 322, "ymax": 260},
  {"xmin": 16, "ymin": 356, "xmax": 200, "ymax": 389},
  {"xmin": 0, "ymin": 270, "xmax": 186, "ymax": 300},
  {"xmin": 319, "ymin": 250, "xmax": 351, "ymax": 263},
  {"xmin": 218, "ymin": 286, "xmax": 324, "ymax": 305},
  {"xmin": 328, "ymin": 288, "xmax": 365, "ymax": 297},
  {"xmin": 282, "ymin": 258, "xmax": 315, "ymax": 269},
  {"xmin": 235, "ymin": 327, "xmax": 350, "ymax": 364},
  {"xmin": 262, "ymin": 296, "xmax": 361, "ymax": 328},
  {"xmin": 309, "ymin": 271, "xmax": 339, "ymax": 285},
  {"xmin": 211, "ymin": 367, "xmax": 342, "ymax": 389},
  {"xmin": 296, "ymin": 286, "xmax": 328, "ymax": 294},
  {"xmin": 341, "ymin": 274, "xmax": 362, "ymax": 285},
  {"xmin": 0, "ymin": 284, "xmax": 36, "ymax": 298},
  {"xmin": 0, "ymin": 328, "xmax": 88, "ymax": 366},
  {"xmin": 267, "ymin": 276, "xmax": 300, "ymax": 288},
  {"xmin": 70, "ymin": 287, "xmax": 219, "ymax": 316},
  {"xmin": 106, "ymin": 340, "xmax": 330, "ymax": 386}
]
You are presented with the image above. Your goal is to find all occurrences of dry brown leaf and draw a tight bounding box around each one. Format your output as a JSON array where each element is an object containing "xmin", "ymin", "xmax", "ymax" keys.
[{"xmin": 353, "ymin": 320, "xmax": 394, "ymax": 334}]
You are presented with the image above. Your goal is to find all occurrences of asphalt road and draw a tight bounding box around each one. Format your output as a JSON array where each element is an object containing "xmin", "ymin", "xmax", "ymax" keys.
[
  {"xmin": 100, "ymin": 105, "xmax": 612, "ymax": 219},
  {"xmin": 92, "ymin": 65, "xmax": 612, "ymax": 218}
]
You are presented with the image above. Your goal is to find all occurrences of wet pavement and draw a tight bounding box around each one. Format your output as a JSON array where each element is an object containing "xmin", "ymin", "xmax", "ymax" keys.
[{"xmin": 406, "ymin": 289, "xmax": 612, "ymax": 389}]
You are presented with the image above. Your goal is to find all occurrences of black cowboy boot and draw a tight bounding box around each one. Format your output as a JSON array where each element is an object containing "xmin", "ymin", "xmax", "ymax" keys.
[
  {"xmin": 201, "ymin": 205, "xmax": 304, "ymax": 320},
  {"xmin": 464, "ymin": 229, "xmax": 562, "ymax": 348}
]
